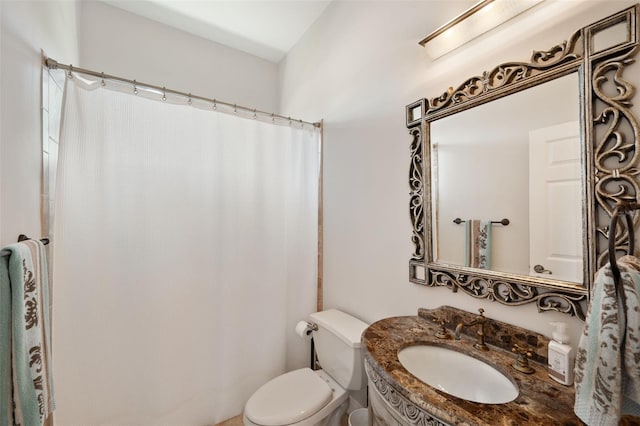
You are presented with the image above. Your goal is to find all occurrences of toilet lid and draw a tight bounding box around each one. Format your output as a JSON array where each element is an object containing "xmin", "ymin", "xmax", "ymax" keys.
[{"xmin": 245, "ymin": 368, "xmax": 333, "ymax": 426}]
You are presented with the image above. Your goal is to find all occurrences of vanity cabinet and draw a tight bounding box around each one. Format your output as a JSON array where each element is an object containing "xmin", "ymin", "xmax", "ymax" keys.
[
  {"xmin": 366, "ymin": 361, "xmax": 449, "ymax": 426},
  {"xmin": 368, "ymin": 377, "xmax": 408, "ymax": 426}
]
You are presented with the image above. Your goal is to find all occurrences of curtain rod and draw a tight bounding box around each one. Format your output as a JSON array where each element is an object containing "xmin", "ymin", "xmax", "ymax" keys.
[{"xmin": 44, "ymin": 57, "xmax": 321, "ymax": 128}]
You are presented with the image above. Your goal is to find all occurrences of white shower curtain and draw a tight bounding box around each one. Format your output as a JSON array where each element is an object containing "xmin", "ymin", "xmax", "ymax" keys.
[{"xmin": 52, "ymin": 80, "xmax": 319, "ymax": 425}]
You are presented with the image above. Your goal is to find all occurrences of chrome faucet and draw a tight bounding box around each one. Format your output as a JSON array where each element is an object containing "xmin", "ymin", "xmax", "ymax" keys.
[{"xmin": 454, "ymin": 308, "xmax": 489, "ymax": 351}]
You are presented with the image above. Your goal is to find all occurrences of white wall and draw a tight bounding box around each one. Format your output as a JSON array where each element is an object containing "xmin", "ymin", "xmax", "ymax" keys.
[
  {"xmin": 78, "ymin": 1, "xmax": 278, "ymax": 113},
  {"xmin": 0, "ymin": 1, "xmax": 79, "ymax": 247},
  {"xmin": 435, "ymin": 142, "xmax": 529, "ymax": 272},
  {"xmin": 279, "ymin": 0, "xmax": 640, "ymax": 347}
]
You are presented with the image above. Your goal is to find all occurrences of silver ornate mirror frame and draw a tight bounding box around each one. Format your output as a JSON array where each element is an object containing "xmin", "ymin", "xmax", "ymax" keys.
[{"xmin": 406, "ymin": 5, "xmax": 639, "ymax": 320}]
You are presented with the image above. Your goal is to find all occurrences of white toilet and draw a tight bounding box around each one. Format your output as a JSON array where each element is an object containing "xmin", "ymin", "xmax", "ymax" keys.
[{"xmin": 243, "ymin": 309, "xmax": 368, "ymax": 426}]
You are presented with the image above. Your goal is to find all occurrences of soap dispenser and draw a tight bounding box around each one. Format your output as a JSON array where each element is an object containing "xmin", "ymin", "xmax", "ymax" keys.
[{"xmin": 548, "ymin": 322, "xmax": 574, "ymax": 385}]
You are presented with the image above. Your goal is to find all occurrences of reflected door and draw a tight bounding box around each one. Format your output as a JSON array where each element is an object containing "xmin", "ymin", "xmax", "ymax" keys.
[{"xmin": 528, "ymin": 121, "xmax": 583, "ymax": 282}]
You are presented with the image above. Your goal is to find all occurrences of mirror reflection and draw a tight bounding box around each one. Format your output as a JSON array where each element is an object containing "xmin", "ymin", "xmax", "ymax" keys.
[{"xmin": 430, "ymin": 73, "xmax": 584, "ymax": 284}]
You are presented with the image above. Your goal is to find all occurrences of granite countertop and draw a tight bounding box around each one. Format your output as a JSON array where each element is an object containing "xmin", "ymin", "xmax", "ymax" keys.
[{"xmin": 362, "ymin": 312, "xmax": 583, "ymax": 426}]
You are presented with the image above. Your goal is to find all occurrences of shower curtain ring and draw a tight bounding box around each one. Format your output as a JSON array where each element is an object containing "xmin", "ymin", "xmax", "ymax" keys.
[
  {"xmin": 67, "ymin": 65, "xmax": 74, "ymax": 79},
  {"xmin": 188, "ymin": 93, "xmax": 192, "ymax": 105},
  {"xmin": 162, "ymin": 87, "xmax": 167, "ymax": 102},
  {"xmin": 100, "ymin": 72, "xmax": 105, "ymax": 86},
  {"xmin": 253, "ymin": 109, "xmax": 257, "ymax": 119},
  {"xmin": 213, "ymin": 99, "xmax": 217, "ymax": 110},
  {"xmin": 233, "ymin": 104, "xmax": 237, "ymax": 114},
  {"xmin": 133, "ymin": 80, "xmax": 138, "ymax": 95}
]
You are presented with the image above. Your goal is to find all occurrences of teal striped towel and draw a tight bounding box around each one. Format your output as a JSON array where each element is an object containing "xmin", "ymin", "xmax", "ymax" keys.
[
  {"xmin": 574, "ymin": 255, "xmax": 640, "ymax": 425},
  {"xmin": 464, "ymin": 220, "xmax": 491, "ymax": 269},
  {"xmin": 0, "ymin": 240, "xmax": 55, "ymax": 426}
]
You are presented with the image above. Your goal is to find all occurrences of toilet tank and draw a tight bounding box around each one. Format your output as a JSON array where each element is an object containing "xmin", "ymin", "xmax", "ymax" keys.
[{"xmin": 309, "ymin": 309, "xmax": 368, "ymax": 390}]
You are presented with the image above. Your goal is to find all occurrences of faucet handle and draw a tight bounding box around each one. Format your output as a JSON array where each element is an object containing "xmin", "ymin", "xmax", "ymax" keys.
[
  {"xmin": 511, "ymin": 344, "xmax": 535, "ymax": 374},
  {"xmin": 432, "ymin": 317, "xmax": 451, "ymax": 339},
  {"xmin": 512, "ymin": 344, "xmax": 532, "ymax": 356},
  {"xmin": 477, "ymin": 308, "xmax": 485, "ymax": 317}
]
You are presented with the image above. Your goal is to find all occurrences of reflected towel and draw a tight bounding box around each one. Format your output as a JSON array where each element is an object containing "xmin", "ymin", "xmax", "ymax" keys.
[
  {"xmin": 0, "ymin": 240, "xmax": 55, "ymax": 426},
  {"xmin": 464, "ymin": 220, "xmax": 491, "ymax": 269},
  {"xmin": 574, "ymin": 255, "xmax": 640, "ymax": 425}
]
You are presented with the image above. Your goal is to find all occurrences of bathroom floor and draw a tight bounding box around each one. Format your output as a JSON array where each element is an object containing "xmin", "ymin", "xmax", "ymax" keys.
[
  {"xmin": 215, "ymin": 415, "xmax": 243, "ymax": 426},
  {"xmin": 215, "ymin": 413, "xmax": 350, "ymax": 426}
]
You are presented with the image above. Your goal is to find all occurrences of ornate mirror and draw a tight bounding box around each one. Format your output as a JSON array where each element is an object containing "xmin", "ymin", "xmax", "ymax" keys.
[{"xmin": 406, "ymin": 5, "xmax": 639, "ymax": 319}]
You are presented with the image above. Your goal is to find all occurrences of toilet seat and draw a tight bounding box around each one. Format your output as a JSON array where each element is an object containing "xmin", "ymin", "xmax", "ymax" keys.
[{"xmin": 245, "ymin": 368, "xmax": 333, "ymax": 426}]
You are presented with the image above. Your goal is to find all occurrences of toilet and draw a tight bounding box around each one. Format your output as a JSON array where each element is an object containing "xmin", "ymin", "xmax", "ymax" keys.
[{"xmin": 243, "ymin": 309, "xmax": 368, "ymax": 426}]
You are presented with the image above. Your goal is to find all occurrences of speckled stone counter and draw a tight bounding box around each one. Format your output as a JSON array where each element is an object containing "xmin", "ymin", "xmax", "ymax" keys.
[{"xmin": 362, "ymin": 307, "xmax": 583, "ymax": 426}]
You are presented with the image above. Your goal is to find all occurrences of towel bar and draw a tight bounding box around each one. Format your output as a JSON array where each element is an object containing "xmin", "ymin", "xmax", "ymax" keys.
[
  {"xmin": 453, "ymin": 218, "xmax": 510, "ymax": 226},
  {"xmin": 608, "ymin": 201, "xmax": 640, "ymax": 292},
  {"xmin": 0, "ymin": 234, "xmax": 50, "ymax": 257}
]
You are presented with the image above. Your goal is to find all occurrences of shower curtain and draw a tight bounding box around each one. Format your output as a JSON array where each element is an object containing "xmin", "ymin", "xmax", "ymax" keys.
[{"xmin": 52, "ymin": 80, "xmax": 319, "ymax": 425}]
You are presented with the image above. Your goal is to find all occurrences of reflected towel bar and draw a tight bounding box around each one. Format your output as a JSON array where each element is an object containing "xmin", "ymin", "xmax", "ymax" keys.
[
  {"xmin": 0, "ymin": 234, "xmax": 50, "ymax": 257},
  {"xmin": 453, "ymin": 218, "xmax": 510, "ymax": 226}
]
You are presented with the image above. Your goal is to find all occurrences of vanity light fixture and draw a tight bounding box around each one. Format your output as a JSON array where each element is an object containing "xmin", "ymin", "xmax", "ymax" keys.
[{"xmin": 419, "ymin": 0, "xmax": 545, "ymax": 59}]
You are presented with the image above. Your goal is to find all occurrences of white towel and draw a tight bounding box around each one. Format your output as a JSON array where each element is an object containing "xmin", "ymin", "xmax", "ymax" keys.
[{"xmin": 574, "ymin": 255, "xmax": 640, "ymax": 425}]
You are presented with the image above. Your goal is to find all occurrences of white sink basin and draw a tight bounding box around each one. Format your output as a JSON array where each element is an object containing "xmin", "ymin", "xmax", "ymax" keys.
[{"xmin": 397, "ymin": 345, "xmax": 518, "ymax": 404}]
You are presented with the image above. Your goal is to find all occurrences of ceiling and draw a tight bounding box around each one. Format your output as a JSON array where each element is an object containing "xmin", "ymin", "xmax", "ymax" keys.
[{"xmin": 101, "ymin": 0, "xmax": 333, "ymax": 63}]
